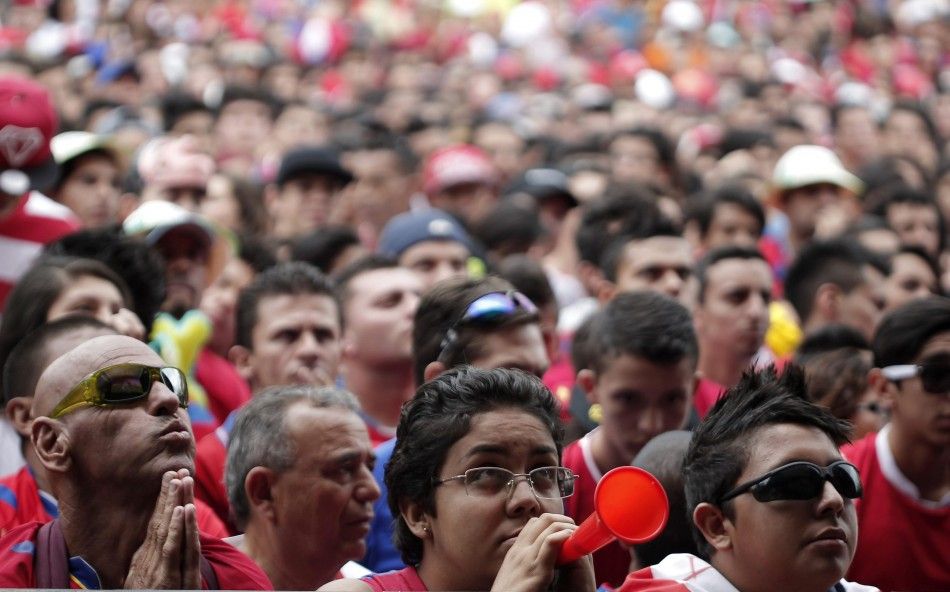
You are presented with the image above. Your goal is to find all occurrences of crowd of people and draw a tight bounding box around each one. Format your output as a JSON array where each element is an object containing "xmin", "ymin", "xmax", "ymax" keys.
[{"xmin": 0, "ymin": 0, "xmax": 947, "ymax": 590}]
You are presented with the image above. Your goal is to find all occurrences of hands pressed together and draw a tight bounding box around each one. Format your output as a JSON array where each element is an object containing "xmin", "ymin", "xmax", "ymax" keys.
[{"xmin": 125, "ymin": 469, "xmax": 201, "ymax": 590}]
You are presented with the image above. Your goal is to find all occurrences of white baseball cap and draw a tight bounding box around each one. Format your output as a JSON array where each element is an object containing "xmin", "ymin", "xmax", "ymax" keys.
[{"xmin": 772, "ymin": 145, "xmax": 863, "ymax": 195}]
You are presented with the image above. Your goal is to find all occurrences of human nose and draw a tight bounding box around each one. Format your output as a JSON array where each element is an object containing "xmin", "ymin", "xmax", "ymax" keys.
[
  {"xmin": 815, "ymin": 479, "xmax": 845, "ymax": 517},
  {"xmin": 638, "ymin": 407, "xmax": 664, "ymax": 438},
  {"xmin": 505, "ymin": 474, "xmax": 542, "ymax": 517},
  {"xmin": 147, "ymin": 381, "xmax": 182, "ymax": 416},
  {"xmin": 659, "ymin": 270, "xmax": 684, "ymax": 298},
  {"xmin": 357, "ymin": 468, "xmax": 381, "ymax": 503},
  {"xmin": 295, "ymin": 331, "xmax": 321, "ymax": 358}
]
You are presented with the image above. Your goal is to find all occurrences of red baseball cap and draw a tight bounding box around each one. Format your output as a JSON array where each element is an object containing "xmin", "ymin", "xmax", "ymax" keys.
[
  {"xmin": 0, "ymin": 76, "xmax": 58, "ymax": 195},
  {"xmin": 422, "ymin": 144, "xmax": 497, "ymax": 196}
]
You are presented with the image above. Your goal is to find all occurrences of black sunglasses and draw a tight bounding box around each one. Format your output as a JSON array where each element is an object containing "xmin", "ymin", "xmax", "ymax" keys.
[
  {"xmin": 719, "ymin": 460, "xmax": 862, "ymax": 504},
  {"xmin": 881, "ymin": 352, "xmax": 950, "ymax": 395}
]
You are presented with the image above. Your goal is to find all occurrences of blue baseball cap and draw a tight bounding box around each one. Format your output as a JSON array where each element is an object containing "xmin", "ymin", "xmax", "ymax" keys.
[{"xmin": 377, "ymin": 209, "xmax": 473, "ymax": 258}]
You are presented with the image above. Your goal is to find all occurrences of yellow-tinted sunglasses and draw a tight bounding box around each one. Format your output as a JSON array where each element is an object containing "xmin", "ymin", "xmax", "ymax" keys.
[{"xmin": 49, "ymin": 363, "xmax": 189, "ymax": 419}]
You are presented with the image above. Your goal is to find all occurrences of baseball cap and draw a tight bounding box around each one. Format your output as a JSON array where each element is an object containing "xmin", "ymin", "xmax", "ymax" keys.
[
  {"xmin": 0, "ymin": 76, "xmax": 58, "ymax": 195},
  {"xmin": 772, "ymin": 145, "xmax": 863, "ymax": 195},
  {"xmin": 276, "ymin": 146, "xmax": 353, "ymax": 187},
  {"xmin": 504, "ymin": 168, "xmax": 578, "ymax": 208},
  {"xmin": 377, "ymin": 209, "xmax": 473, "ymax": 258},
  {"xmin": 51, "ymin": 131, "xmax": 118, "ymax": 166},
  {"xmin": 122, "ymin": 200, "xmax": 229, "ymax": 282},
  {"xmin": 422, "ymin": 145, "xmax": 497, "ymax": 196}
]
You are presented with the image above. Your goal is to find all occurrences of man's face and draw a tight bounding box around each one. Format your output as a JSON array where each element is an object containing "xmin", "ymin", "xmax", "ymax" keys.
[
  {"xmin": 430, "ymin": 182, "xmax": 497, "ymax": 227},
  {"xmin": 243, "ymin": 294, "xmax": 342, "ymax": 390},
  {"xmin": 884, "ymin": 252, "xmax": 938, "ymax": 311},
  {"xmin": 585, "ymin": 353, "xmax": 694, "ymax": 466},
  {"xmin": 200, "ymin": 257, "xmax": 256, "ymax": 354},
  {"xmin": 783, "ymin": 183, "xmax": 856, "ymax": 242},
  {"xmin": 473, "ymin": 123, "xmax": 525, "ymax": 181},
  {"xmin": 56, "ymin": 153, "xmax": 121, "ymax": 228},
  {"xmin": 838, "ymin": 266, "xmax": 887, "ymax": 341},
  {"xmin": 155, "ymin": 227, "xmax": 210, "ymax": 317},
  {"xmin": 886, "ymin": 203, "xmax": 941, "ymax": 258},
  {"xmin": 271, "ymin": 173, "xmax": 347, "ymax": 237},
  {"xmin": 609, "ymin": 135, "xmax": 661, "ymax": 186},
  {"xmin": 614, "ymin": 236, "xmax": 693, "ymax": 305},
  {"xmin": 885, "ymin": 330, "xmax": 950, "ymax": 448},
  {"xmin": 271, "ymin": 405, "xmax": 379, "ymax": 569},
  {"xmin": 214, "ymin": 99, "xmax": 273, "ymax": 156},
  {"xmin": 834, "ymin": 107, "xmax": 879, "ymax": 163},
  {"xmin": 399, "ymin": 240, "xmax": 470, "ymax": 290},
  {"xmin": 704, "ymin": 203, "xmax": 762, "ymax": 250},
  {"xmin": 696, "ymin": 258, "xmax": 772, "ymax": 360},
  {"xmin": 343, "ymin": 268, "xmax": 423, "ymax": 366},
  {"xmin": 35, "ymin": 335, "xmax": 194, "ymax": 484},
  {"xmin": 720, "ymin": 424, "xmax": 858, "ymax": 591},
  {"xmin": 343, "ymin": 149, "xmax": 412, "ymax": 231},
  {"xmin": 467, "ymin": 323, "xmax": 550, "ymax": 379}
]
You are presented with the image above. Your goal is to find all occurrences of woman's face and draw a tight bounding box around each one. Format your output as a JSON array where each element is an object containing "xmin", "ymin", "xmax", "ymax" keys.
[
  {"xmin": 418, "ymin": 407, "xmax": 563, "ymax": 590},
  {"xmin": 56, "ymin": 154, "xmax": 120, "ymax": 228},
  {"xmin": 46, "ymin": 275, "xmax": 125, "ymax": 325}
]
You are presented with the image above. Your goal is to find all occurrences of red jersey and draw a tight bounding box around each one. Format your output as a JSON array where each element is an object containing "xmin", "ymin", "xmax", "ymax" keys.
[
  {"xmin": 0, "ymin": 467, "xmax": 227, "ymax": 540},
  {"xmin": 361, "ymin": 566, "xmax": 428, "ymax": 591},
  {"xmin": 0, "ymin": 192, "xmax": 79, "ymax": 311},
  {"xmin": 0, "ymin": 521, "xmax": 272, "ymax": 589},
  {"xmin": 692, "ymin": 378, "xmax": 725, "ymax": 420},
  {"xmin": 195, "ymin": 348, "xmax": 252, "ymax": 426},
  {"xmin": 841, "ymin": 428, "xmax": 950, "ymax": 592},
  {"xmin": 195, "ymin": 422, "xmax": 233, "ymax": 533},
  {"xmin": 562, "ymin": 432, "xmax": 632, "ymax": 588}
]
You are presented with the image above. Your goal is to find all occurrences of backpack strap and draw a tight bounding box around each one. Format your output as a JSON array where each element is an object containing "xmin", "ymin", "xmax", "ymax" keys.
[
  {"xmin": 200, "ymin": 555, "xmax": 219, "ymax": 590},
  {"xmin": 34, "ymin": 519, "xmax": 70, "ymax": 589}
]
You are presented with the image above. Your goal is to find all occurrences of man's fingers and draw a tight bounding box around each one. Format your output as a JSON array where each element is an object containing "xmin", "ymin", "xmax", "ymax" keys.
[
  {"xmin": 182, "ymin": 504, "xmax": 202, "ymax": 590},
  {"xmin": 180, "ymin": 476, "xmax": 195, "ymax": 506},
  {"xmin": 162, "ymin": 506, "xmax": 184, "ymax": 587}
]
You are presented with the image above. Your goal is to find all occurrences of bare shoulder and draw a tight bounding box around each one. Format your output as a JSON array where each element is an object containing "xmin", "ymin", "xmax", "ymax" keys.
[{"xmin": 318, "ymin": 577, "xmax": 374, "ymax": 592}]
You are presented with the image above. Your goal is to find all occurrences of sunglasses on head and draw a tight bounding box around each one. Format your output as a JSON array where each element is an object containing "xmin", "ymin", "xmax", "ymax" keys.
[
  {"xmin": 719, "ymin": 460, "xmax": 862, "ymax": 504},
  {"xmin": 49, "ymin": 363, "xmax": 189, "ymax": 419},
  {"xmin": 881, "ymin": 353, "xmax": 950, "ymax": 395},
  {"xmin": 438, "ymin": 291, "xmax": 538, "ymax": 360}
]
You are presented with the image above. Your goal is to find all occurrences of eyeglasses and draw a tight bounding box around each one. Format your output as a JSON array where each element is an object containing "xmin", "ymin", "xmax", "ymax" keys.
[
  {"xmin": 881, "ymin": 353, "xmax": 950, "ymax": 395},
  {"xmin": 49, "ymin": 363, "xmax": 189, "ymax": 419},
  {"xmin": 719, "ymin": 460, "xmax": 862, "ymax": 504},
  {"xmin": 438, "ymin": 291, "xmax": 538, "ymax": 360},
  {"xmin": 435, "ymin": 466, "xmax": 576, "ymax": 500}
]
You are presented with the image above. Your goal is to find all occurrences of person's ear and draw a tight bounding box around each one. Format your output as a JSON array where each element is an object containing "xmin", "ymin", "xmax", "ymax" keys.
[
  {"xmin": 693, "ymin": 502, "xmax": 733, "ymax": 552},
  {"xmin": 867, "ymin": 368, "xmax": 898, "ymax": 408},
  {"xmin": 423, "ymin": 361, "xmax": 447, "ymax": 383},
  {"xmin": 229, "ymin": 345, "xmax": 255, "ymax": 385},
  {"xmin": 5, "ymin": 397, "xmax": 33, "ymax": 438},
  {"xmin": 578, "ymin": 368, "xmax": 598, "ymax": 405},
  {"xmin": 245, "ymin": 466, "xmax": 278, "ymax": 524},
  {"xmin": 813, "ymin": 283, "xmax": 841, "ymax": 323},
  {"xmin": 597, "ymin": 279, "xmax": 617, "ymax": 304},
  {"xmin": 31, "ymin": 418, "xmax": 71, "ymax": 474},
  {"xmin": 399, "ymin": 498, "xmax": 433, "ymax": 541}
]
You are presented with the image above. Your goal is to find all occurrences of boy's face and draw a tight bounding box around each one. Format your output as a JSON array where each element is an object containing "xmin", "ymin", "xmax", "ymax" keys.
[{"xmin": 582, "ymin": 353, "xmax": 695, "ymax": 468}]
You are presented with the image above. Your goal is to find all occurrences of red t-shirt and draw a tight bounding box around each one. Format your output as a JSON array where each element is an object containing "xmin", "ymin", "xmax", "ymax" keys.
[
  {"xmin": 195, "ymin": 348, "xmax": 252, "ymax": 427},
  {"xmin": 562, "ymin": 432, "xmax": 632, "ymax": 588},
  {"xmin": 195, "ymin": 425, "xmax": 233, "ymax": 533},
  {"xmin": 0, "ymin": 521, "xmax": 272, "ymax": 589},
  {"xmin": 841, "ymin": 429, "xmax": 950, "ymax": 592},
  {"xmin": 361, "ymin": 566, "xmax": 428, "ymax": 591},
  {"xmin": 692, "ymin": 378, "xmax": 726, "ymax": 420},
  {"xmin": 0, "ymin": 192, "xmax": 79, "ymax": 311},
  {"xmin": 0, "ymin": 467, "xmax": 227, "ymax": 540}
]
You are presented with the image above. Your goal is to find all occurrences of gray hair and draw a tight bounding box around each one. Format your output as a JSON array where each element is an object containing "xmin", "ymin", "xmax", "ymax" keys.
[{"xmin": 225, "ymin": 385, "xmax": 360, "ymax": 530}]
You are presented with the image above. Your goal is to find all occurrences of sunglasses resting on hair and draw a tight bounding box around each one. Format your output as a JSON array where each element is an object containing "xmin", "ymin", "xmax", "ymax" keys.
[
  {"xmin": 49, "ymin": 363, "xmax": 189, "ymax": 419},
  {"xmin": 719, "ymin": 460, "xmax": 862, "ymax": 504},
  {"xmin": 438, "ymin": 291, "xmax": 538, "ymax": 360},
  {"xmin": 881, "ymin": 353, "xmax": 950, "ymax": 395}
]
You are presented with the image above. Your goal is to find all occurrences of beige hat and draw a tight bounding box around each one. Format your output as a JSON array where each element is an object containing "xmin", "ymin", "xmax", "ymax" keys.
[
  {"xmin": 772, "ymin": 145, "xmax": 863, "ymax": 195},
  {"xmin": 51, "ymin": 131, "xmax": 118, "ymax": 165}
]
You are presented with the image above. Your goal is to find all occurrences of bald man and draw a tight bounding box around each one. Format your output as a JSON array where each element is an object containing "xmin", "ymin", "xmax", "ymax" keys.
[
  {"xmin": 0, "ymin": 335, "xmax": 271, "ymax": 589},
  {"xmin": 0, "ymin": 317, "xmax": 227, "ymax": 539}
]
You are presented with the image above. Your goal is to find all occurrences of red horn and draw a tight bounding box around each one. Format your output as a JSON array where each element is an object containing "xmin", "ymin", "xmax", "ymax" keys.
[{"xmin": 557, "ymin": 466, "xmax": 669, "ymax": 565}]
